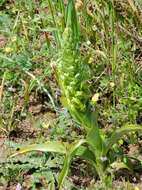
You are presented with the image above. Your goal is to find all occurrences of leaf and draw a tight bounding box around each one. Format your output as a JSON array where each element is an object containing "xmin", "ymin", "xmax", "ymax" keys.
[
  {"xmin": 75, "ymin": 146, "xmax": 97, "ymax": 168},
  {"xmin": 111, "ymin": 161, "xmax": 133, "ymax": 172},
  {"xmin": 104, "ymin": 125, "xmax": 142, "ymax": 155},
  {"xmin": 66, "ymin": 0, "xmax": 80, "ymax": 44},
  {"xmin": 47, "ymin": 0, "xmax": 61, "ymax": 48},
  {"xmin": 86, "ymin": 112, "xmax": 104, "ymax": 158},
  {"xmin": 28, "ymin": 78, "xmax": 37, "ymax": 93},
  {"xmin": 58, "ymin": 139, "xmax": 86, "ymax": 189},
  {"xmin": 10, "ymin": 142, "xmax": 68, "ymax": 157},
  {"xmin": 60, "ymin": 97, "xmax": 91, "ymax": 131}
]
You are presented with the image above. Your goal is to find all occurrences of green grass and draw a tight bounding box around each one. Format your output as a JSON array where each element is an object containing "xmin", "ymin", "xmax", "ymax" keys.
[{"xmin": 0, "ymin": 0, "xmax": 142, "ymax": 189}]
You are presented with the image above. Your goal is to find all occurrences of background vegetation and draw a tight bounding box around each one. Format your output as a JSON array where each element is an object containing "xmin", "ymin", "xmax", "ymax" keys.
[{"xmin": 0, "ymin": 0, "xmax": 142, "ymax": 189}]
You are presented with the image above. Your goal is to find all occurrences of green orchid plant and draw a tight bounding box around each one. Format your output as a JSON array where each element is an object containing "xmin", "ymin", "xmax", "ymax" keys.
[{"xmin": 10, "ymin": 0, "xmax": 142, "ymax": 189}]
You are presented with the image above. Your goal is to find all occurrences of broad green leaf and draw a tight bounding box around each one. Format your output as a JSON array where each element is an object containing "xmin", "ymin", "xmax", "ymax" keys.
[
  {"xmin": 58, "ymin": 139, "xmax": 86, "ymax": 189},
  {"xmin": 104, "ymin": 125, "xmax": 142, "ymax": 155},
  {"xmin": 75, "ymin": 146, "xmax": 97, "ymax": 168},
  {"xmin": 111, "ymin": 161, "xmax": 133, "ymax": 172},
  {"xmin": 86, "ymin": 112, "xmax": 104, "ymax": 158},
  {"xmin": 10, "ymin": 142, "xmax": 68, "ymax": 157},
  {"xmin": 71, "ymin": 108, "xmax": 92, "ymax": 131}
]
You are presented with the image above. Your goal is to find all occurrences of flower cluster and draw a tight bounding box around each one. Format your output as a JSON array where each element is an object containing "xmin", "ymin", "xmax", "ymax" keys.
[{"xmin": 56, "ymin": 28, "xmax": 89, "ymax": 112}]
